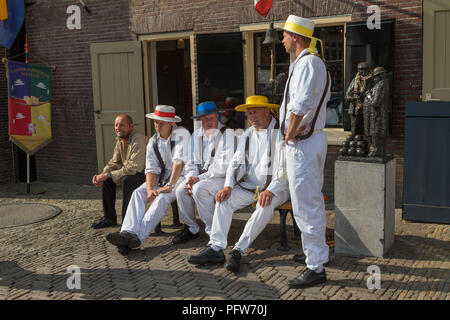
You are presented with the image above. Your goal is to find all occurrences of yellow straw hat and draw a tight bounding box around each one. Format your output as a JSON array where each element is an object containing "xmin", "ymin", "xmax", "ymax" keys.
[
  {"xmin": 281, "ymin": 14, "xmax": 325, "ymax": 60},
  {"xmin": 235, "ymin": 95, "xmax": 279, "ymax": 112}
]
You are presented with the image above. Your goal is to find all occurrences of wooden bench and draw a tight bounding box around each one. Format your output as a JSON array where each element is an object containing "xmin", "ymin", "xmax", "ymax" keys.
[
  {"xmin": 251, "ymin": 195, "xmax": 330, "ymax": 251},
  {"xmin": 154, "ymin": 197, "xmax": 335, "ymax": 252}
]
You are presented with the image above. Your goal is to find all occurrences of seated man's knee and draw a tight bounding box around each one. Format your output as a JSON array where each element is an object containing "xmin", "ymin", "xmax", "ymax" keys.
[
  {"xmin": 192, "ymin": 181, "xmax": 208, "ymax": 199},
  {"xmin": 122, "ymin": 175, "xmax": 133, "ymax": 187},
  {"xmin": 192, "ymin": 183, "xmax": 201, "ymax": 197},
  {"xmin": 175, "ymin": 183, "xmax": 187, "ymax": 198},
  {"xmin": 155, "ymin": 193, "xmax": 173, "ymax": 205}
]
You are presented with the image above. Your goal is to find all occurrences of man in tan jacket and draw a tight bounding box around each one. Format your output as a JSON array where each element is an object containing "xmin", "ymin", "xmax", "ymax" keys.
[{"xmin": 91, "ymin": 114, "xmax": 149, "ymax": 229}]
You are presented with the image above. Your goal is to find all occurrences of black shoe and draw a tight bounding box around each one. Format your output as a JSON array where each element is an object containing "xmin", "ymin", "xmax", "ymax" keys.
[
  {"xmin": 91, "ymin": 218, "xmax": 117, "ymax": 229},
  {"xmin": 106, "ymin": 231, "xmax": 141, "ymax": 249},
  {"xmin": 293, "ymin": 254, "xmax": 329, "ymax": 266},
  {"xmin": 172, "ymin": 226, "xmax": 199, "ymax": 244},
  {"xmin": 288, "ymin": 268, "xmax": 327, "ymax": 289},
  {"xmin": 117, "ymin": 246, "xmax": 131, "ymax": 256},
  {"xmin": 225, "ymin": 249, "xmax": 242, "ymax": 273},
  {"xmin": 188, "ymin": 247, "xmax": 225, "ymax": 265},
  {"xmin": 121, "ymin": 231, "xmax": 141, "ymax": 249}
]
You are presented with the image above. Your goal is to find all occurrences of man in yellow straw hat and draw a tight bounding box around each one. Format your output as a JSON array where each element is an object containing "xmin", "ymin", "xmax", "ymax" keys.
[
  {"xmin": 187, "ymin": 95, "xmax": 289, "ymax": 272},
  {"xmin": 279, "ymin": 15, "xmax": 331, "ymax": 288}
]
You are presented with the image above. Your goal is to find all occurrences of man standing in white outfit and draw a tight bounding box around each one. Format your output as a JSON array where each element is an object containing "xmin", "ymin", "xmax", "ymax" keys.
[
  {"xmin": 173, "ymin": 101, "xmax": 235, "ymax": 244},
  {"xmin": 106, "ymin": 105, "xmax": 190, "ymax": 255},
  {"xmin": 279, "ymin": 15, "xmax": 331, "ymax": 288},
  {"xmin": 188, "ymin": 96, "xmax": 290, "ymax": 272}
]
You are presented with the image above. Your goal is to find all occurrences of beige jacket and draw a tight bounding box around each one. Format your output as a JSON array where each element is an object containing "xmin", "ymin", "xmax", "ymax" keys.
[{"xmin": 103, "ymin": 130, "xmax": 149, "ymax": 185}]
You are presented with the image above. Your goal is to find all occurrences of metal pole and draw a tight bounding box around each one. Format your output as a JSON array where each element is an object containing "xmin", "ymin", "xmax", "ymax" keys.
[
  {"xmin": 27, "ymin": 153, "xmax": 30, "ymax": 194},
  {"xmin": 270, "ymin": 45, "xmax": 275, "ymax": 104}
]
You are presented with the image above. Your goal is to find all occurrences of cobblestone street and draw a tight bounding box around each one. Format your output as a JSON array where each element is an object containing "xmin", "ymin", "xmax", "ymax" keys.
[{"xmin": 0, "ymin": 182, "xmax": 448, "ymax": 300}]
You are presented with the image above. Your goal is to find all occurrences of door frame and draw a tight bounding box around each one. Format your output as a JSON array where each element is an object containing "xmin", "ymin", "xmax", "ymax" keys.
[{"xmin": 139, "ymin": 32, "xmax": 197, "ymax": 134}]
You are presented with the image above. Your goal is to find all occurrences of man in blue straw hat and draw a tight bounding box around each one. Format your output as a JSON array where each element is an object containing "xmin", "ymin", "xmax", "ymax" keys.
[
  {"xmin": 173, "ymin": 101, "xmax": 236, "ymax": 244},
  {"xmin": 279, "ymin": 15, "xmax": 331, "ymax": 288}
]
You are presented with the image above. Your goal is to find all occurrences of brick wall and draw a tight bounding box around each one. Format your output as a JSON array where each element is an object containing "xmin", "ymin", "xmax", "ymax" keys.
[
  {"xmin": 24, "ymin": 0, "xmax": 132, "ymax": 183},
  {"xmin": 18, "ymin": 0, "xmax": 421, "ymax": 205}
]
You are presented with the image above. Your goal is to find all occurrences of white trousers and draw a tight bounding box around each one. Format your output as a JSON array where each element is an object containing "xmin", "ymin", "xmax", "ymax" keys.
[
  {"xmin": 285, "ymin": 132, "xmax": 329, "ymax": 270},
  {"xmin": 176, "ymin": 177, "xmax": 225, "ymax": 236},
  {"xmin": 208, "ymin": 185, "xmax": 290, "ymax": 252},
  {"xmin": 121, "ymin": 179, "xmax": 182, "ymax": 244}
]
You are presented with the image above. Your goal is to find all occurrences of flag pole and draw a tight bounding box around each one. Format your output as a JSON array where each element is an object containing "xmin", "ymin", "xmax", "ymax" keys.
[
  {"xmin": 25, "ymin": 33, "xmax": 30, "ymax": 194},
  {"xmin": 27, "ymin": 154, "xmax": 30, "ymax": 194}
]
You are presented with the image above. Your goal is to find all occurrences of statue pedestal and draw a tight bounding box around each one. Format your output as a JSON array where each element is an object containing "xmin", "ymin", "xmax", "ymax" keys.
[{"xmin": 334, "ymin": 158, "xmax": 396, "ymax": 258}]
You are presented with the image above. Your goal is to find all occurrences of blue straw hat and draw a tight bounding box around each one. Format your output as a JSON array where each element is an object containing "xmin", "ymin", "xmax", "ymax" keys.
[{"xmin": 191, "ymin": 101, "xmax": 219, "ymax": 119}]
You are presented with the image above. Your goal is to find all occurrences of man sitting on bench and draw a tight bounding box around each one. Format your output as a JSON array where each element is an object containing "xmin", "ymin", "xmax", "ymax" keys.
[
  {"xmin": 174, "ymin": 101, "xmax": 236, "ymax": 244},
  {"xmin": 91, "ymin": 114, "xmax": 148, "ymax": 230},
  {"xmin": 188, "ymin": 96, "xmax": 289, "ymax": 273},
  {"xmin": 106, "ymin": 105, "xmax": 189, "ymax": 255}
]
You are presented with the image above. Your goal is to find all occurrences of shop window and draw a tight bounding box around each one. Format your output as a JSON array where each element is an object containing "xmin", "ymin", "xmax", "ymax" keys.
[
  {"xmin": 314, "ymin": 26, "xmax": 345, "ymax": 128},
  {"xmin": 254, "ymin": 31, "xmax": 289, "ymax": 105},
  {"xmin": 345, "ymin": 19, "xmax": 395, "ymax": 133},
  {"xmin": 253, "ymin": 26, "xmax": 345, "ymax": 128},
  {"xmin": 197, "ymin": 33, "xmax": 245, "ymax": 129}
]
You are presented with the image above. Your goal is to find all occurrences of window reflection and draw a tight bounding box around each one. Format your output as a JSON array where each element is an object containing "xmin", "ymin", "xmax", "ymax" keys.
[
  {"xmin": 254, "ymin": 31, "xmax": 289, "ymax": 106},
  {"xmin": 254, "ymin": 26, "xmax": 345, "ymax": 127}
]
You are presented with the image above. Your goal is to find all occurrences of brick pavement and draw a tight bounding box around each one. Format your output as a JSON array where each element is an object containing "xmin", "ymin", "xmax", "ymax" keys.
[{"xmin": 0, "ymin": 182, "xmax": 448, "ymax": 300}]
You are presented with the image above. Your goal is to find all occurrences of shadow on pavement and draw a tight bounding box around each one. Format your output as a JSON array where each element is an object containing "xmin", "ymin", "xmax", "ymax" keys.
[
  {"xmin": 0, "ymin": 260, "xmax": 280, "ymax": 299},
  {"xmin": 0, "ymin": 182, "xmax": 103, "ymax": 201}
]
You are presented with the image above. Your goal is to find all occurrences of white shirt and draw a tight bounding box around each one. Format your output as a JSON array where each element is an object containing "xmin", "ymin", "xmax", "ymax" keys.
[
  {"xmin": 145, "ymin": 125, "xmax": 190, "ymax": 183},
  {"xmin": 280, "ymin": 49, "xmax": 331, "ymax": 135},
  {"xmin": 224, "ymin": 117, "xmax": 287, "ymax": 194},
  {"xmin": 185, "ymin": 123, "xmax": 236, "ymax": 181}
]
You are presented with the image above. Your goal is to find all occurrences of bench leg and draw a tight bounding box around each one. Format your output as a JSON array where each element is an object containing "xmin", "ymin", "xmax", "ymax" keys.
[
  {"xmin": 152, "ymin": 222, "xmax": 164, "ymax": 235},
  {"xmin": 278, "ymin": 209, "xmax": 290, "ymax": 251},
  {"xmin": 170, "ymin": 201, "xmax": 182, "ymax": 227},
  {"xmin": 291, "ymin": 211, "xmax": 301, "ymax": 240},
  {"xmin": 151, "ymin": 201, "xmax": 182, "ymax": 236}
]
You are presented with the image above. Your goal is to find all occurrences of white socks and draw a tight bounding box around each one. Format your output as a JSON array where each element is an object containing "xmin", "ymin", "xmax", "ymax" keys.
[{"xmin": 313, "ymin": 265, "xmax": 324, "ymax": 274}]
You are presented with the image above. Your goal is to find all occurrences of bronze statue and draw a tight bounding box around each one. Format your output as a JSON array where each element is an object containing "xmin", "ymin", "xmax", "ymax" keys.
[
  {"xmin": 363, "ymin": 66, "xmax": 389, "ymax": 157},
  {"xmin": 345, "ymin": 62, "xmax": 373, "ymax": 137}
]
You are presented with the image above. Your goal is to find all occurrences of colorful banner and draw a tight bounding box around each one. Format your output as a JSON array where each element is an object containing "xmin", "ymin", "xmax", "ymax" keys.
[{"xmin": 8, "ymin": 60, "xmax": 52, "ymax": 155}]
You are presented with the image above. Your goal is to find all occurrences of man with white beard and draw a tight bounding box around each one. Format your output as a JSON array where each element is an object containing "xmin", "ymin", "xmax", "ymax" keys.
[{"xmin": 173, "ymin": 101, "xmax": 235, "ymax": 244}]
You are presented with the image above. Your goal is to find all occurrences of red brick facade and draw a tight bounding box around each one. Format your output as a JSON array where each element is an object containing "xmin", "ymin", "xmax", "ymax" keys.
[{"xmin": 0, "ymin": 0, "xmax": 423, "ymax": 207}]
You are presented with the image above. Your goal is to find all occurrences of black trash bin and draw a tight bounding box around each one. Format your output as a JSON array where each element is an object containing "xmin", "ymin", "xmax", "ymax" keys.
[{"xmin": 403, "ymin": 101, "xmax": 450, "ymax": 224}]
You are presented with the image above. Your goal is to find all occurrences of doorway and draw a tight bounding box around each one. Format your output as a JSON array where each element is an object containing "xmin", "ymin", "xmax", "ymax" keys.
[{"xmin": 152, "ymin": 39, "xmax": 193, "ymax": 132}]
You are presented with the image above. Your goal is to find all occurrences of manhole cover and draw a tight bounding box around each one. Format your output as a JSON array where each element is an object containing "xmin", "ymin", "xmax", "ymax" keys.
[{"xmin": 0, "ymin": 203, "xmax": 62, "ymax": 229}]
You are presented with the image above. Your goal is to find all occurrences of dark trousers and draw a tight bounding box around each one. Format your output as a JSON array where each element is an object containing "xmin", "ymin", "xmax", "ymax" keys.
[{"xmin": 102, "ymin": 173, "xmax": 146, "ymax": 222}]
